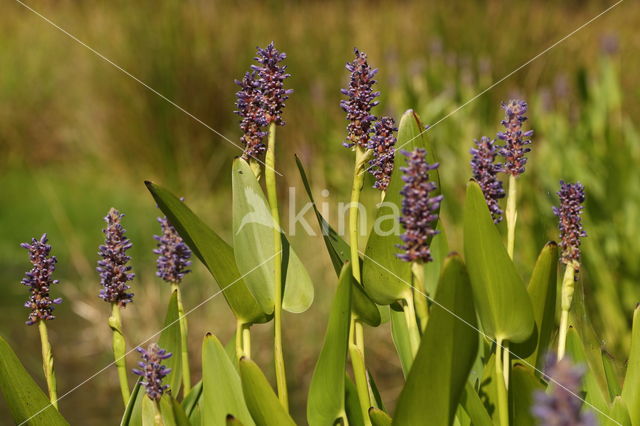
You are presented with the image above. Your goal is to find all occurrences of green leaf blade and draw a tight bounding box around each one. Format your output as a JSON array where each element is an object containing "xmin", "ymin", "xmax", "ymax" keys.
[{"xmin": 463, "ymin": 180, "xmax": 534, "ymax": 343}]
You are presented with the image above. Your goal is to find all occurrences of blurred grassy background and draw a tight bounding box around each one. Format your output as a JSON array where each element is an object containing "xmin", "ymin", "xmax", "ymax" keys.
[{"xmin": 1, "ymin": 0, "xmax": 638, "ymax": 423}]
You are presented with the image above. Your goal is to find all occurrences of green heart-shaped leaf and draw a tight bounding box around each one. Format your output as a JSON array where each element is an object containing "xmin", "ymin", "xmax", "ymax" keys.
[
  {"xmin": 369, "ymin": 407, "xmax": 392, "ymax": 426},
  {"xmin": 202, "ymin": 334, "xmax": 254, "ymax": 426},
  {"xmin": 393, "ymin": 255, "xmax": 478, "ymax": 425},
  {"xmin": 0, "ymin": 335, "xmax": 69, "ymax": 425},
  {"xmin": 238, "ymin": 358, "xmax": 295, "ymax": 426},
  {"xmin": 145, "ymin": 181, "xmax": 267, "ymax": 324},
  {"xmin": 232, "ymin": 158, "xmax": 313, "ymax": 314},
  {"xmin": 463, "ymin": 180, "xmax": 534, "ymax": 343},
  {"xmin": 509, "ymin": 364, "xmax": 544, "ymax": 426},
  {"xmin": 363, "ymin": 110, "xmax": 440, "ymax": 306},
  {"xmin": 307, "ymin": 262, "xmax": 352, "ymax": 425},
  {"xmin": 512, "ymin": 242, "xmax": 558, "ymax": 368}
]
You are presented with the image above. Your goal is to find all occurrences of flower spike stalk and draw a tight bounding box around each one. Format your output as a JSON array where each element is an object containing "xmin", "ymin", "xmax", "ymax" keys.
[
  {"xmin": 342, "ymin": 47, "xmax": 381, "ymax": 425},
  {"xmin": 496, "ymin": 99, "xmax": 533, "ymax": 390},
  {"xmin": 154, "ymin": 214, "xmax": 192, "ymax": 393},
  {"xmin": 21, "ymin": 234, "xmax": 62, "ymax": 408},
  {"xmin": 554, "ymin": 181, "xmax": 587, "ymax": 359},
  {"xmin": 254, "ymin": 42, "xmax": 292, "ymax": 411},
  {"xmin": 98, "ymin": 208, "xmax": 135, "ymax": 406},
  {"xmin": 397, "ymin": 149, "xmax": 443, "ymax": 345}
]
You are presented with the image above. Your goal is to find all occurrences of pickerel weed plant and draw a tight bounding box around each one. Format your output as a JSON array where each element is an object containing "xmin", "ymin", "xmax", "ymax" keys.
[{"xmin": 2, "ymin": 43, "xmax": 640, "ymax": 426}]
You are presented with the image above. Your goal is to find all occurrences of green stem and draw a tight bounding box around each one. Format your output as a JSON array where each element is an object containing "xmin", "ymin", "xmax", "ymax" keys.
[
  {"xmin": 503, "ymin": 342, "xmax": 510, "ymax": 390},
  {"xmin": 557, "ymin": 266, "xmax": 576, "ymax": 359},
  {"xmin": 402, "ymin": 297, "xmax": 421, "ymax": 357},
  {"xmin": 38, "ymin": 320, "xmax": 58, "ymax": 409},
  {"xmin": 348, "ymin": 146, "xmax": 373, "ymax": 423},
  {"xmin": 506, "ymin": 175, "xmax": 518, "ymax": 259},
  {"xmin": 171, "ymin": 284, "xmax": 191, "ymax": 394},
  {"xmin": 349, "ymin": 318, "xmax": 372, "ymax": 426},
  {"xmin": 235, "ymin": 320, "xmax": 244, "ymax": 360},
  {"xmin": 265, "ymin": 123, "xmax": 288, "ymax": 411},
  {"xmin": 109, "ymin": 303, "xmax": 130, "ymax": 407},
  {"xmin": 411, "ymin": 262, "xmax": 429, "ymax": 333},
  {"xmin": 495, "ymin": 339, "xmax": 509, "ymax": 426},
  {"xmin": 242, "ymin": 323, "xmax": 252, "ymax": 358}
]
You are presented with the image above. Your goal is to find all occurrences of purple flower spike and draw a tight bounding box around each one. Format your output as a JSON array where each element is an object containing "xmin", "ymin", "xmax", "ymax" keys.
[
  {"xmin": 154, "ymin": 216, "xmax": 192, "ymax": 284},
  {"xmin": 397, "ymin": 149, "xmax": 443, "ymax": 263},
  {"xmin": 20, "ymin": 234, "xmax": 62, "ymax": 326},
  {"xmin": 132, "ymin": 343, "xmax": 172, "ymax": 401},
  {"xmin": 532, "ymin": 354, "xmax": 596, "ymax": 426},
  {"xmin": 470, "ymin": 136, "xmax": 505, "ymax": 223},
  {"xmin": 553, "ymin": 181, "xmax": 587, "ymax": 267},
  {"xmin": 341, "ymin": 48, "xmax": 380, "ymax": 149},
  {"xmin": 252, "ymin": 42, "xmax": 292, "ymax": 126},
  {"xmin": 97, "ymin": 208, "xmax": 134, "ymax": 307},
  {"xmin": 368, "ymin": 116, "xmax": 397, "ymax": 191},
  {"xmin": 497, "ymin": 99, "xmax": 533, "ymax": 177},
  {"xmin": 235, "ymin": 71, "xmax": 268, "ymax": 160}
]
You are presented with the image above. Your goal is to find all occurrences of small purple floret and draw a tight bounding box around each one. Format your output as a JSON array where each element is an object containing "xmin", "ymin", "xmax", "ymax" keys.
[
  {"xmin": 341, "ymin": 48, "xmax": 380, "ymax": 149},
  {"xmin": 154, "ymin": 216, "xmax": 192, "ymax": 284},
  {"xmin": 368, "ymin": 116, "xmax": 397, "ymax": 191},
  {"xmin": 553, "ymin": 181, "xmax": 587, "ymax": 267},
  {"xmin": 497, "ymin": 99, "xmax": 533, "ymax": 177},
  {"xmin": 531, "ymin": 354, "xmax": 596, "ymax": 426},
  {"xmin": 132, "ymin": 343, "xmax": 172, "ymax": 401},
  {"xmin": 470, "ymin": 136, "xmax": 505, "ymax": 223},
  {"xmin": 97, "ymin": 208, "xmax": 134, "ymax": 306},
  {"xmin": 397, "ymin": 149, "xmax": 443, "ymax": 263},
  {"xmin": 20, "ymin": 234, "xmax": 62, "ymax": 326}
]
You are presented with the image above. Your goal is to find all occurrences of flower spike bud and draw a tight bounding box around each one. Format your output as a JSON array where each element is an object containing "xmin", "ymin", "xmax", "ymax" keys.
[
  {"xmin": 341, "ymin": 48, "xmax": 380, "ymax": 149},
  {"xmin": 20, "ymin": 234, "xmax": 62, "ymax": 325},
  {"xmin": 154, "ymin": 216, "xmax": 192, "ymax": 284},
  {"xmin": 252, "ymin": 42, "xmax": 292, "ymax": 126},
  {"xmin": 497, "ymin": 99, "xmax": 533, "ymax": 177},
  {"xmin": 132, "ymin": 343, "xmax": 172, "ymax": 401},
  {"xmin": 97, "ymin": 208, "xmax": 134, "ymax": 306},
  {"xmin": 553, "ymin": 181, "xmax": 587, "ymax": 269},
  {"xmin": 470, "ymin": 136, "xmax": 505, "ymax": 223},
  {"xmin": 397, "ymin": 149, "xmax": 443, "ymax": 263},
  {"xmin": 368, "ymin": 116, "xmax": 397, "ymax": 191},
  {"xmin": 235, "ymin": 71, "xmax": 268, "ymax": 160}
]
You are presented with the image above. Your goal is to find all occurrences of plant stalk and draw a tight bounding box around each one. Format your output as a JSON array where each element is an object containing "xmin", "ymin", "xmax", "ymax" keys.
[
  {"xmin": 349, "ymin": 318, "xmax": 372, "ymax": 426},
  {"xmin": 557, "ymin": 265, "xmax": 576, "ymax": 359},
  {"xmin": 348, "ymin": 146, "xmax": 372, "ymax": 424},
  {"xmin": 154, "ymin": 400, "xmax": 164, "ymax": 426},
  {"xmin": 506, "ymin": 175, "xmax": 518, "ymax": 259},
  {"xmin": 495, "ymin": 339, "xmax": 509, "ymax": 426},
  {"xmin": 411, "ymin": 262, "xmax": 429, "ymax": 333},
  {"xmin": 38, "ymin": 320, "xmax": 58, "ymax": 409},
  {"xmin": 265, "ymin": 123, "xmax": 288, "ymax": 411},
  {"xmin": 402, "ymin": 297, "xmax": 421, "ymax": 357},
  {"xmin": 109, "ymin": 303, "xmax": 130, "ymax": 407},
  {"xmin": 171, "ymin": 283, "xmax": 191, "ymax": 394}
]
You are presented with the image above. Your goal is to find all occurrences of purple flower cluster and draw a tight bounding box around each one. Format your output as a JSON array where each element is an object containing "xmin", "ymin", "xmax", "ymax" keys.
[
  {"xmin": 252, "ymin": 42, "xmax": 292, "ymax": 126},
  {"xmin": 553, "ymin": 181, "xmax": 587, "ymax": 267},
  {"xmin": 532, "ymin": 355, "xmax": 596, "ymax": 425},
  {"xmin": 20, "ymin": 234, "xmax": 62, "ymax": 325},
  {"xmin": 97, "ymin": 208, "xmax": 134, "ymax": 307},
  {"xmin": 235, "ymin": 42, "xmax": 291, "ymax": 160},
  {"xmin": 154, "ymin": 216, "xmax": 192, "ymax": 284},
  {"xmin": 470, "ymin": 136, "xmax": 505, "ymax": 223},
  {"xmin": 497, "ymin": 99, "xmax": 533, "ymax": 177},
  {"xmin": 397, "ymin": 149, "xmax": 443, "ymax": 263},
  {"xmin": 235, "ymin": 71, "xmax": 268, "ymax": 160},
  {"xmin": 132, "ymin": 343, "xmax": 172, "ymax": 401},
  {"xmin": 368, "ymin": 116, "xmax": 397, "ymax": 191},
  {"xmin": 341, "ymin": 48, "xmax": 380, "ymax": 149}
]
